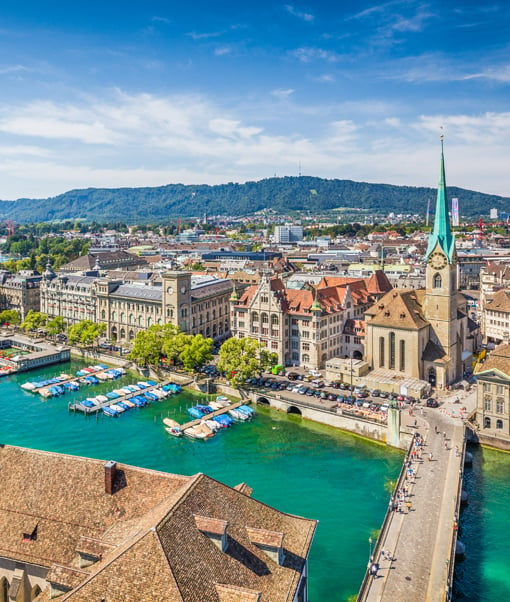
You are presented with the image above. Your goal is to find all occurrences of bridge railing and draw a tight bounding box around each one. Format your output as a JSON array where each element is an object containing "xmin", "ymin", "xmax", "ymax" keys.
[
  {"xmin": 357, "ymin": 436, "xmax": 415, "ymax": 601},
  {"xmin": 445, "ymin": 429, "xmax": 467, "ymax": 600}
]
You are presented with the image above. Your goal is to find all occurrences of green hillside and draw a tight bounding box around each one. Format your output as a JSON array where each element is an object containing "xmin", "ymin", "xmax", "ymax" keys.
[{"xmin": 0, "ymin": 176, "xmax": 507, "ymax": 223}]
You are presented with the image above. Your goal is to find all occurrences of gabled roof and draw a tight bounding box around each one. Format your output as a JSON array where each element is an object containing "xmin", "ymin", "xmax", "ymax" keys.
[
  {"xmin": 0, "ymin": 447, "xmax": 316, "ymax": 602},
  {"xmin": 366, "ymin": 288, "xmax": 429, "ymax": 330},
  {"xmin": 475, "ymin": 344, "xmax": 510, "ymax": 378},
  {"xmin": 486, "ymin": 289, "xmax": 510, "ymax": 314}
]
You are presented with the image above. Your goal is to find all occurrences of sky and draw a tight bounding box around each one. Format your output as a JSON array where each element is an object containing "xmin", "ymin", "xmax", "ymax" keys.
[{"xmin": 1, "ymin": 0, "xmax": 510, "ymax": 200}]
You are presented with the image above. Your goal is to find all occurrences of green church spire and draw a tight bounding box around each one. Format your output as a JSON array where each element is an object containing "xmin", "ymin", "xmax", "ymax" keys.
[{"xmin": 426, "ymin": 134, "xmax": 455, "ymax": 261}]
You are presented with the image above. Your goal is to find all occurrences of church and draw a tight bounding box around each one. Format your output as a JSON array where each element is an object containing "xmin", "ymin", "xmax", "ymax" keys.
[{"xmin": 365, "ymin": 139, "xmax": 479, "ymax": 389}]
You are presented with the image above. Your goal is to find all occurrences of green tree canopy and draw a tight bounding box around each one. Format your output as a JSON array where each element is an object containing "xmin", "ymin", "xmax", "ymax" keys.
[
  {"xmin": 217, "ymin": 337, "xmax": 266, "ymax": 387},
  {"xmin": 0, "ymin": 309, "xmax": 20, "ymax": 325},
  {"xmin": 46, "ymin": 316, "xmax": 66, "ymax": 336},
  {"xmin": 179, "ymin": 334, "xmax": 213, "ymax": 374},
  {"xmin": 20, "ymin": 310, "xmax": 48, "ymax": 332},
  {"xmin": 68, "ymin": 320, "xmax": 106, "ymax": 346}
]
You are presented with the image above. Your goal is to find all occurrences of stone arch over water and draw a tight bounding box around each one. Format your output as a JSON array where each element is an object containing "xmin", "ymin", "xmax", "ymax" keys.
[
  {"xmin": 287, "ymin": 405, "xmax": 302, "ymax": 415},
  {"xmin": 257, "ymin": 397, "xmax": 270, "ymax": 405}
]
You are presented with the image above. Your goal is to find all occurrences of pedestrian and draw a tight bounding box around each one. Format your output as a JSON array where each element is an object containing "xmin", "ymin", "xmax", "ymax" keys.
[
  {"xmin": 429, "ymin": 452, "xmax": 433, "ymax": 461},
  {"xmin": 444, "ymin": 440, "xmax": 448, "ymax": 450},
  {"xmin": 435, "ymin": 425, "xmax": 438, "ymax": 434},
  {"xmin": 370, "ymin": 562, "xmax": 379, "ymax": 578},
  {"xmin": 413, "ymin": 418, "xmax": 417, "ymax": 427},
  {"xmin": 455, "ymin": 445, "xmax": 460, "ymax": 457},
  {"xmin": 406, "ymin": 500, "xmax": 412, "ymax": 513},
  {"xmin": 443, "ymin": 431, "xmax": 447, "ymax": 439},
  {"xmin": 381, "ymin": 549, "xmax": 387, "ymax": 561}
]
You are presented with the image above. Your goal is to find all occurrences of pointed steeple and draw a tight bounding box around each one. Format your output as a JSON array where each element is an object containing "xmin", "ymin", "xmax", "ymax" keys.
[{"xmin": 426, "ymin": 134, "xmax": 455, "ymax": 261}]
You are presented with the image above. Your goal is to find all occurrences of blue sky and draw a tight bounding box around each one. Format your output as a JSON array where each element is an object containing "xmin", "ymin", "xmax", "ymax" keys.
[{"xmin": 1, "ymin": 0, "xmax": 510, "ymax": 200}]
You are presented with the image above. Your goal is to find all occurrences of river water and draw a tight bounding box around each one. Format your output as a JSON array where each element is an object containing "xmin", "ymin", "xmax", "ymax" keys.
[{"xmin": 0, "ymin": 360, "xmax": 506, "ymax": 600}]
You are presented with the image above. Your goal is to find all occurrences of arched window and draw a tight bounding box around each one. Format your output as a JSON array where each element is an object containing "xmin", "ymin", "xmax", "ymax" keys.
[
  {"xmin": 120, "ymin": 312, "xmax": 125, "ymax": 323},
  {"xmin": 120, "ymin": 328, "xmax": 125, "ymax": 340},
  {"xmin": 379, "ymin": 336, "xmax": 385, "ymax": 367},
  {"xmin": 302, "ymin": 353, "xmax": 310, "ymax": 363},
  {"xmin": 138, "ymin": 315, "xmax": 144, "ymax": 326},
  {"xmin": 271, "ymin": 314, "xmax": 279, "ymax": 326},
  {"xmin": 129, "ymin": 330, "xmax": 134, "ymax": 340},
  {"xmin": 484, "ymin": 416, "xmax": 491, "ymax": 429},
  {"xmin": 433, "ymin": 273, "xmax": 442, "ymax": 288},
  {"xmin": 206, "ymin": 326, "xmax": 210, "ymax": 337},
  {"xmin": 497, "ymin": 419, "xmax": 503, "ymax": 429},
  {"xmin": 1, "ymin": 578, "xmax": 10, "ymax": 602},
  {"xmin": 400, "ymin": 340, "xmax": 405, "ymax": 371},
  {"xmin": 112, "ymin": 311, "xmax": 117, "ymax": 321},
  {"xmin": 129, "ymin": 314, "xmax": 134, "ymax": 324},
  {"xmin": 389, "ymin": 332, "xmax": 395, "ymax": 369},
  {"xmin": 101, "ymin": 309, "xmax": 105, "ymax": 320},
  {"xmin": 147, "ymin": 317, "xmax": 153, "ymax": 327},
  {"xmin": 261, "ymin": 313, "xmax": 269, "ymax": 324}
]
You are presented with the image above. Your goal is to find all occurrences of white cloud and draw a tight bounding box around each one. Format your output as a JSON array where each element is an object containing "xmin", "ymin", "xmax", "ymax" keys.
[
  {"xmin": 151, "ymin": 16, "xmax": 171, "ymax": 24},
  {"xmin": 284, "ymin": 5, "xmax": 314, "ymax": 22},
  {"xmin": 291, "ymin": 47, "xmax": 343, "ymax": 63},
  {"xmin": 214, "ymin": 46, "xmax": 232, "ymax": 56},
  {"xmin": 0, "ymin": 65, "xmax": 30, "ymax": 75},
  {"xmin": 271, "ymin": 88, "xmax": 295, "ymax": 100},
  {"xmin": 0, "ymin": 91, "xmax": 510, "ymax": 199}
]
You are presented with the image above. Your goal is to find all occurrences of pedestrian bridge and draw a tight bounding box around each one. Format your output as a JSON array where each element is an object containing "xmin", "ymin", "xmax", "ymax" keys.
[{"xmin": 357, "ymin": 414, "xmax": 467, "ymax": 602}]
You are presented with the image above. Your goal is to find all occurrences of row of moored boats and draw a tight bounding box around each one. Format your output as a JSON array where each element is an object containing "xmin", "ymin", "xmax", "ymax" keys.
[
  {"xmin": 101, "ymin": 382, "xmax": 182, "ymax": 416},
  {"xmin": 21, "ymin": 365, "xmax": 126, "ymax": 398},
  {"xmin": 163, "ymin": 396, "xmax": 255, "ymax": 440}
]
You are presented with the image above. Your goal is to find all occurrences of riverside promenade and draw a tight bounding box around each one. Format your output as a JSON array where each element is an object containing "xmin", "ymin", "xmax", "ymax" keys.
[{"xmin": 358, "ymin": 392, "xmax": 473, "ymax": 602}]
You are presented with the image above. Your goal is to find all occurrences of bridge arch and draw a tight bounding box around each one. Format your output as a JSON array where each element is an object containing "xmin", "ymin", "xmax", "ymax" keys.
[
  {"xmin": 287, "ymin": 405, "xmax": 302, "ymax": 415},
  {"xmin": 256, "ymin": 397, "xmax": 270, "ymax": 405}
]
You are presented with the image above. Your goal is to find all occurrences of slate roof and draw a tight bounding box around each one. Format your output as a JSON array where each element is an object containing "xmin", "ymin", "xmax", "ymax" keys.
[
  {"xmin": 0, "ymin": 446, "xmax": 316, "ymax": 602},
  {"xmin": 110, "ymin": 283, "xmax": 162, "ymax": 301}
]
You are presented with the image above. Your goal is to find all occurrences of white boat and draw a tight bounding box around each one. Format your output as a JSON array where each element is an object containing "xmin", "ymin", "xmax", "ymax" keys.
[
  {"xmin": 204, "ymin": 419, "xmax": 220, "ymax": 432},
  {"xmin": 165, "ymin": 426, "xmax": 183, "ymax": 437},
  {"xmin": 229, "ymin": 409, "xmax": 250, "ymax": 421},
  {"xmin": 109, "ymin": 403, "xmax": 126, "ymax": 413},
  {"xmin": 21, "ymin": 382, "xmax": 36, "ymax": 391},
  {"xmin": 39, "ymin": 388, "xmax": 52, "ymax": 398},
  {"xmin": 215, "ymin": 396, "xmax": 231, "ymax": 408},
  {"xmin": 96, "ymin": 372, "xmax": 109, "ymax": 381},
  {"xmin": 123, "ymin": 399, "xmax": 136, "ymax": 408},
  {"xmin": 113, "ymin": 389, "xmax": 127, "ymax": 396},
  {"xmin": 163, "ymin": 418, "xmax": 181, "ymax": 428},
  {"xmin": 183, "ymin": 426, "xmax": 208, "ymax": 440},
  {"xmin": 95, "ymin": 395, "xmax": 108, "ymax": 403},
  {"xmin": 208, "ymin": 401, "xmax": 223, "ymax": 410}
]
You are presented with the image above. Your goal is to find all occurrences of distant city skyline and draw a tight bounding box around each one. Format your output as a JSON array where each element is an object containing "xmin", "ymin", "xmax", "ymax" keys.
[{"xmin": 0, "ymin": 0, "xmax": 509, "ymax": 200}]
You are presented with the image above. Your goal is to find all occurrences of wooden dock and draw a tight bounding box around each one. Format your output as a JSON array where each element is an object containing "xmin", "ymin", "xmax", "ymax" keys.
[
  {"xmin": 177, "ymin": 401, "xmax": 247, "ymax": 433},
  {"xmin": 31, "ymin": 367, "xmax": 120, "ymax": 395},
  {"xmin": 69, "ymin": 379, "xmax": 178, "ymax": 414}
]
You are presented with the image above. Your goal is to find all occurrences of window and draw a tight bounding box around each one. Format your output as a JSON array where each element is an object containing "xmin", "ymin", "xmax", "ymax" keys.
[
  {"xmin": 271, "ymin": 314, "xmax": 279, "ymax": 326},
  {"xmin": 302, "ymin": 353, "xmax": 310, "ymax": 363},
  {"xmin": 433, "ymin": 273, "xmax": 442, "ymax": 288},
  {"xmin": 484, "ymin": 397, "xmax": 492, "ymax": 412},
  {"xmin": 292, "ymin": 329, "xmax": 299, "ymax": 337},
  {"xmin": 291, "ymin": 341, "xmax": 299, "ymax": 349},
  {"xmin": 345, "ymin": 335, "xmax": 350, "ymax": 343},
  {"xmin": 292, "ymin": 351, "xmax": 299, "ymax": 361},
  {"xmin": 484, "ymin": 416, "xmax": 491, "ymax": 428},
  {"xmin": 400, "ymin": 340, "xmax": 405, "ymax": 371},
  {"xmin": 389, "ymin": 332, "xmax": 395, "ymax": 369},
  {"xmin": 379, "ymin": 337, "xmax": 385, "ymax": 367},
  {"xmin": 497, "ymin": 399, "xmax": 504, "ymax": 414},
  {"xmin": 252, "ymin": 312, "xmax": 259, "ymax": 322},
  {"xmin": 497, "ymin": 385, "xmax": 504, "ymax": 395},
  {"xmin": 302, "ymin": 342, "xmax": 310, "ymax": 351},
  {"xmin": 483, "ymin": 383, "xmax": 491, "ymax": 393},
  {"xmin": 496, "ymin": 419, "xmax": 503, "ymax": 429},
  {"xmin": 271, "ymin": 341, "xmax": 278, "ymax": 349},
  {"xmin": 261, "ymin": 313, "xmax": 268, "ymax": 324}
]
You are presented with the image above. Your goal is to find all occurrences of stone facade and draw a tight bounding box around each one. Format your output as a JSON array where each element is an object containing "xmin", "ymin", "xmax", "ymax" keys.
[
  {"xmin": 474, "ymin": 344, "xmax": 510, "ymax": 443},
  {"xmin": 0, "ymin": 270, "xmax": 42, "ymax": 320},
  {"xmin": 230, "ymin": 273, "xmax": 391, "ymax": 370}
]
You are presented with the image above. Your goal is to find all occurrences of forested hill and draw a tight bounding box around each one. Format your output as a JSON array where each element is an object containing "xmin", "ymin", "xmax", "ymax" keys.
[{"xmin": 0, "ymin": 176, "xmax": 507, "ymax": 223}]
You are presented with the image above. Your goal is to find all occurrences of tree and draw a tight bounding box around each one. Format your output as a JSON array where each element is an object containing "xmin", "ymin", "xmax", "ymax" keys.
[
  {"xmin": 20, "ymin": 310, "xmax": 48, "ymax": 332},
  {"xmin": 260, "ymin": 350, "xmax": 279, "ymax": 372},
  {"xmin": 46, "ymin": 316, "xmax": 66, "ymax": 337},
  {"xmin": 162, "ymin": 331, "xmax": 191, "ymax": 365},
  {"xmin": 0, "ymin": 309, "xmax": 20, "ymax": 325},
  {"xmin": 68, "ymin": 320, "xmax": 106, "ymax": 347},
  {"xmin": 179, "ymin": 334, "xmax": 213, "ymax": 374},
  {"xmin": 217, "ymin": 337, "xmax": 263, "ymax": 388},
  {"xmin": 128, "ymin": 327, "xmax": 165, "ymax": 367}
]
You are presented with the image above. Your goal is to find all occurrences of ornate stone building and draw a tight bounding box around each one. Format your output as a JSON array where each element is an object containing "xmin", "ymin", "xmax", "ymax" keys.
[
  {"xmin": 0, "ymin": 270, "xmax": 42, "ymax": 320},
  {"xmin": 365, "ymin": 140, "xmax": 479, "ymax": 388},
  {"xmin": 230, "ymin": 272, "xmax": 391, "ymax": 369}
]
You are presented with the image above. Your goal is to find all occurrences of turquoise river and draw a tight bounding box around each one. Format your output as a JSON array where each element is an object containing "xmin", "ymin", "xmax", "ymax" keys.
[{"xmin": 0, "ymin": 359, "xmax": 508, "ymax": 601}]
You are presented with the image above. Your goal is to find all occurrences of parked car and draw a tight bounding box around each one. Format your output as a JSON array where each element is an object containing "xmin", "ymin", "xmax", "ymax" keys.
[
  {"xmin": 371, "ymin": 389, "xmax": 381, "ymax": 397},
  {"xmin": 426, "ymin": 398, "xmax": 439, "ymax": 408},
  {"xmin": 320, "ymin": 391, "xmax": 328, "ymax": 399},
  {"xmin": 287, "ymin": 372, "xmax": 298, "ymax": 381},
  {"xmin": 380, "ymin": 404, "xmax": 389, "ymax": 412},
  {"xmin": 286, "ymin": 383, "xmax": 294, "ymax": 391},
  {"xmin": 336, "ymin": 395, "xmax": 345, "ymax": 403},
  {"xmin": 327, "ymin": 393, "xmax": 337, "ymax": 401},
  {"xmin": 306, "ymin": 388, "xmax": 315, "ymax": 396}
]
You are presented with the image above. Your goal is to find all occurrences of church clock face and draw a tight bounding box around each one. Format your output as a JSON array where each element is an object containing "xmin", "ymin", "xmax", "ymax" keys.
[{"xmin": 428, "ymin": 252, "xmax": 447, "ymax": 270}]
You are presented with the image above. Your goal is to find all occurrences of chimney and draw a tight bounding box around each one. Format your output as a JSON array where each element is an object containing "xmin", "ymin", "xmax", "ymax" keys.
[{"xmin": 104, "ymin": 460, "xmax": 116, "ymax": 495}]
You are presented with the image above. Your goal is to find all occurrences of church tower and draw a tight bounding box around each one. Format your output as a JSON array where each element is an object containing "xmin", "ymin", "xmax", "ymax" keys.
[{"xmin": 424, "ymin": 135, "xmax": 462, "ymax": 382}]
